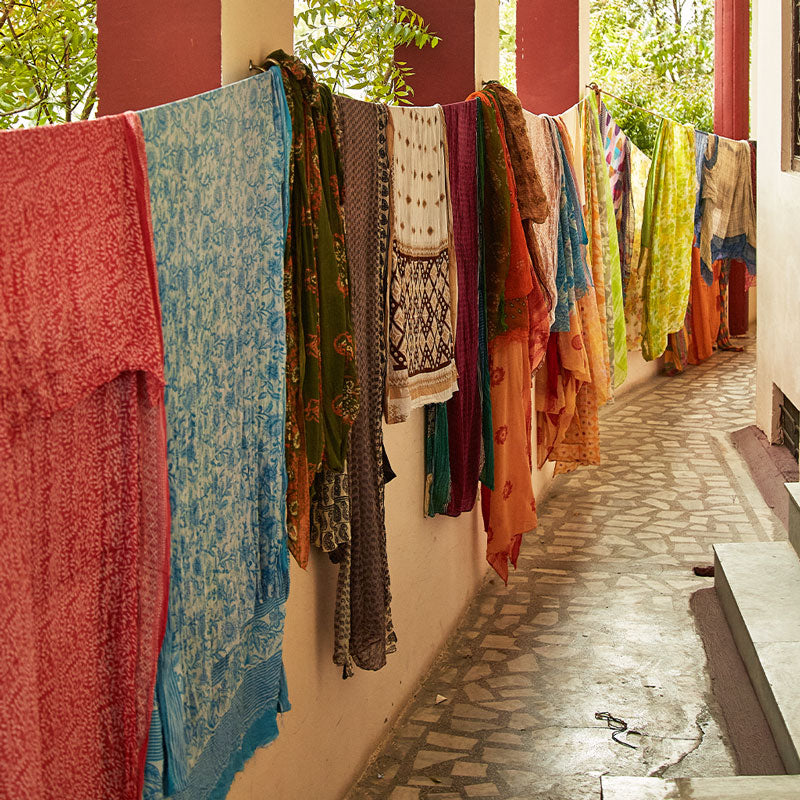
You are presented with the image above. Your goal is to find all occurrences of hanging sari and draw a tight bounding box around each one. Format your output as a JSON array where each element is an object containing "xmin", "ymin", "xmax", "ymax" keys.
[
  {"xmin": 697, "ymin": 135, "xmax": 756, "ymax": 279},
  {"xmin": 140, "ymin": 69, "xmax": 292, "ymax": 800},
  {"xmin": 0, "ymin": 113, "xmax": 169, "ymax": 800},
  {"xmin": 272, "ymin": 50, "xmax": 360, "ymax": 568},
  {"xmin": 330, "ymin": 96, "xmax": 396, "ymax": 676},
  {"xmin": 469, "ymin": 90, "xmax": 538, "ymax": 583},
  {"xmin": 599, "ymin": 99, "xmax": 634, "ymax": 299},
  {"xmin": 536, "ymin": 124, "xmax": 604, "ymax": 473},
  {"xmin": 523, "ymin": 111, "xmax": 563, "ymax": 327},
  {"xmin": 424, "ymin": 100, "xmax": 484, "ymax": 517},
  {"xmin": 639, "ymin": 118, "xmax": 697, "ymax": 361},
  {"xmin": 623, "ymin": 142, "xmax": 653, "ymax": 350},
  {"xmin": 581, "ymin": 93, "xmax": 627, "ymax": 389},
  {"xmin": 484, "ymin": 82, "xmax": 552, "ymax": 374},
  {"xmin": 385, "ymin": 105, "xmax": 459, "ymax": 423}
]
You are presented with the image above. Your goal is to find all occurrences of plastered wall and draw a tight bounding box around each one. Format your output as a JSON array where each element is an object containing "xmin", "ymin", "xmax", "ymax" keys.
[{"xmin": 754, "ymin": 0, "xmax": 800, "ymax": 438}]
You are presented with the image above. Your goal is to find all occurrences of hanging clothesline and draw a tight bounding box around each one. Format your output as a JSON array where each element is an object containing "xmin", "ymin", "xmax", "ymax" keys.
[{"xmin": 586, "ymin": 82, "xmax": 747, "ymax": 142}]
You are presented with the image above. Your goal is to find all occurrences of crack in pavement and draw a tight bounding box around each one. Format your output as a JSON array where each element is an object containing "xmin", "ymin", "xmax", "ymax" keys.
[{"xmin": 647, "ymin": 710, "xmax": 709, "ymax": 778}]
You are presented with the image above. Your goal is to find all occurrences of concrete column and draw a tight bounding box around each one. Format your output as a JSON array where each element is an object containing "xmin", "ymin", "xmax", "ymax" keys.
[
  {"xmin": 516, "ymin": 0, "xmax": 590, "ymax": 114},
  {"xmin": 97, "ymin": 0, "xmax": 293, "ymax": 115},
  {"xmin": 402, "ymin": 0, "xmax": 499, "ymax": 107},
  {"xmin": 714, "ymin": 0, "xmax": 751, "ymax": 335}
]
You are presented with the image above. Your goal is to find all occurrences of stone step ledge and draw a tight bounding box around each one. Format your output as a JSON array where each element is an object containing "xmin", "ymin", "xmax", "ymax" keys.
[
  {"xmin": 714, "ymin": 540, "xmax": 800, "ymax": 773},
  {"xmin": 601, "ymin": 775, "xmax": 800, "ymax": 800}
]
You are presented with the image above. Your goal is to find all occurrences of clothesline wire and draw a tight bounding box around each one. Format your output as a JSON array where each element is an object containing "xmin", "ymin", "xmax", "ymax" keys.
[{"xmin": 586, "ymin": 83, "xmax": 671, "ymax": 122}]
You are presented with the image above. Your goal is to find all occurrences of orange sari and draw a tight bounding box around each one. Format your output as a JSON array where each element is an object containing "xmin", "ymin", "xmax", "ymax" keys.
[{"xmin": 470, "ymin": 90, "xmax": 538, "ymax": 583}]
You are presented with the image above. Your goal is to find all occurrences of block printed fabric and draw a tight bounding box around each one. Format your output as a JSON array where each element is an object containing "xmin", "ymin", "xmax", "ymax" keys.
[
  {"xmin": 139, "ymin": 70, "xmax": 292, "ymax": 800},
  {"xmin": 330, "ymin": 96, "xmax": 397, "ymax": 676},
  {"xmin": 386, "ymin": 105, "xmax": 459, "ymax": 423},
  {"xmin": 0, "ymin": 114, "xmax": 169, "ymax": 800},
  {"xmin": 272, "ymin": 50, "xmax": 360, "ymax": 569}
]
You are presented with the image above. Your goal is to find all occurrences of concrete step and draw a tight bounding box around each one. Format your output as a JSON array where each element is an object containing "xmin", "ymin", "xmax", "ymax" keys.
[
  {"xmin": 786, "ymin": 481, "xmax": 800, "ymax": 558},
  {"xmin": 601, "ymin": 775, "xmax": 800, "ymax": 799},
  {"xmin": 714, "ymin": 540, "xmax": 800, "ymax": 773}
]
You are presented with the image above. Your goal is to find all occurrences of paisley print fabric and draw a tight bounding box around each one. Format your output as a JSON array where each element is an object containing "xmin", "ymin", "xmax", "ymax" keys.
[
  {"xmin": 139, "ymin": 70, "xmax": 292, "ymax": 800},
  {"xmin": 0, "ymin": 113, "xmax": 168, "ymax": 800},
  {"xmin": 639, "ymin": 119, "xmax": 697, "ymax": 361},
  {"xmin": 536, "ymin": 123, "xmax": 603, "ymax": 473},
  {"xmin": 272, "ymin": 50, "xmax": 360, "ymax": 568},
  {"xmin": 386, "ymin": 105, "xmax": 459, "ymax": 423}
]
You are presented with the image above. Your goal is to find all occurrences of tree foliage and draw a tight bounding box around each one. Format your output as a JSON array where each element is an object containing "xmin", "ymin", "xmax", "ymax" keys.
[
  {"xmin": 0, "ymin": 0, "xmax": 97, "ymax": 129},
  {"xmin": 498, "ymin": 0, "xmax": 516, "ymax": 92},
  {"xmin": 590, "ymin": 0, "xmax": 714, "ymax": 156},
  {"xmin": 293, "ymin": 0, "xmax": 439, "ymax": 104}
]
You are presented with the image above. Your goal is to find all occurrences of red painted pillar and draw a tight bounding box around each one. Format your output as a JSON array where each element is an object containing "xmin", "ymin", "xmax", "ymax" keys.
[
  {"xmin": 714, "ymin": 0, "xmax": 751, "ymax": 335},
  {"xmin": 97, "ymin": 0, "xmax": 222, "ymax": 116},
  {"xmin": 516, "ymin": 0, "xmax": 580, "ymax": 114},
  {"xmin": 402, "ymin": 1, "xmax": 477, "ymax": 106}
]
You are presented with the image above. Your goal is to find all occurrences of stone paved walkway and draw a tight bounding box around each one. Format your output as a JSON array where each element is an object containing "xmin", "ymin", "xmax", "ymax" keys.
[{"xmin": 347, "ymin": 339, "xmax": 783, "ymax": 800}]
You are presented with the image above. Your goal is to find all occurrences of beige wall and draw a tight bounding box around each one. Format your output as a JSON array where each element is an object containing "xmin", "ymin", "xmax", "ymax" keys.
[
  {"xmin": 754, "ymin": 0, "xmax": 800, "ymax": 438},
  {"xmin": 228, "ymin": 410, "xmax": 492, "ymax": 800},
  {"xmin": 221, "ymin": 0, "xmax": 294, "ymax": 84},
  {"xmin": 474, "ymin": 0, "xmax": 500, "ymax": 89}
]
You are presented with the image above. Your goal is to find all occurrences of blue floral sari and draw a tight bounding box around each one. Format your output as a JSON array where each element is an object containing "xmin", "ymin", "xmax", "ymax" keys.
[{"xmin": 139, "ymin": 68, "xmax": 292, "ymax": 799}]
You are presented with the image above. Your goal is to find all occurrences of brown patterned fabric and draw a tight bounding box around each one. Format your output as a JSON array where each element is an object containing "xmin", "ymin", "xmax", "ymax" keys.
[
  {"xmin": 330, "ymin": 96, "xmax": 397, "ymax": 676},
  {"xmin": 484, "ymin": 82, "xmax": 548, "ymax": 225}
]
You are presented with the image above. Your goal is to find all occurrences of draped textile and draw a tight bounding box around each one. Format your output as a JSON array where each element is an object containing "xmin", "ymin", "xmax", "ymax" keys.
[
  {"xmin": 483, "ymin": 83, "xmax": 548, "ymax": 224},
  {"xmin": 484, "ymin": 83, "xmax": 552, "ymax": 374},
  {"xmin": 536, "ymin": 123, "xmax": 603, "ymax": 472},
  {"xmin": 477, "ymin": 100, "xmax": 512, "ymax": 340},
  {"xmin": 623, "ymin": 142, "xmax": 653, "ymax": 350},
  {"xmin": 330, "ymin": 96, "xmax": 397, "ymax": 676},
  {"xmin": 139, "ymin": 70, "xmax": 292, "ymax": 799},
  {"xmin": 599, "ymin": 99, "xmax": 634, "ymax": 298},
  {"xmin": 272, "ymin": 50, "xmax": 360, "ymax": 568},
  {"xmin": 663, "ymin": 247, "xmax": 721, "ymax": 374},
  {"xmin": 476, "ymin": 108, "xmax": 495, "ymax": 491},
  {"xmin": 523, "ymin": 111, "xmax": 563, "ymax": 327},
  {"xmin": 425, "ymin": 100, "xmax": 484, "ymax": 517},
  {"xmin": 581, "ymin": 93, "xmax": 627, "ymax": 389},
  {"xmin": 0, "ymin": 114, "xmax": 168, "ymax": 800},
  {"xmin": 696, "ymin": 134, "xmax": 757, "ymax": 279},
  {"xmin": 470, "ymin": 91, "xmax": 538, "ymax": 583},
  {"xmin": 386, "ymin": 105, "xmax": 459, "ymax": 423},
  {"xmin": 557, "ymin": 113, "xmax": 610, "ymax": 400},
  {"xmin": 639, "ymin": 119, "xmax": 697, "ymax": 361}
]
